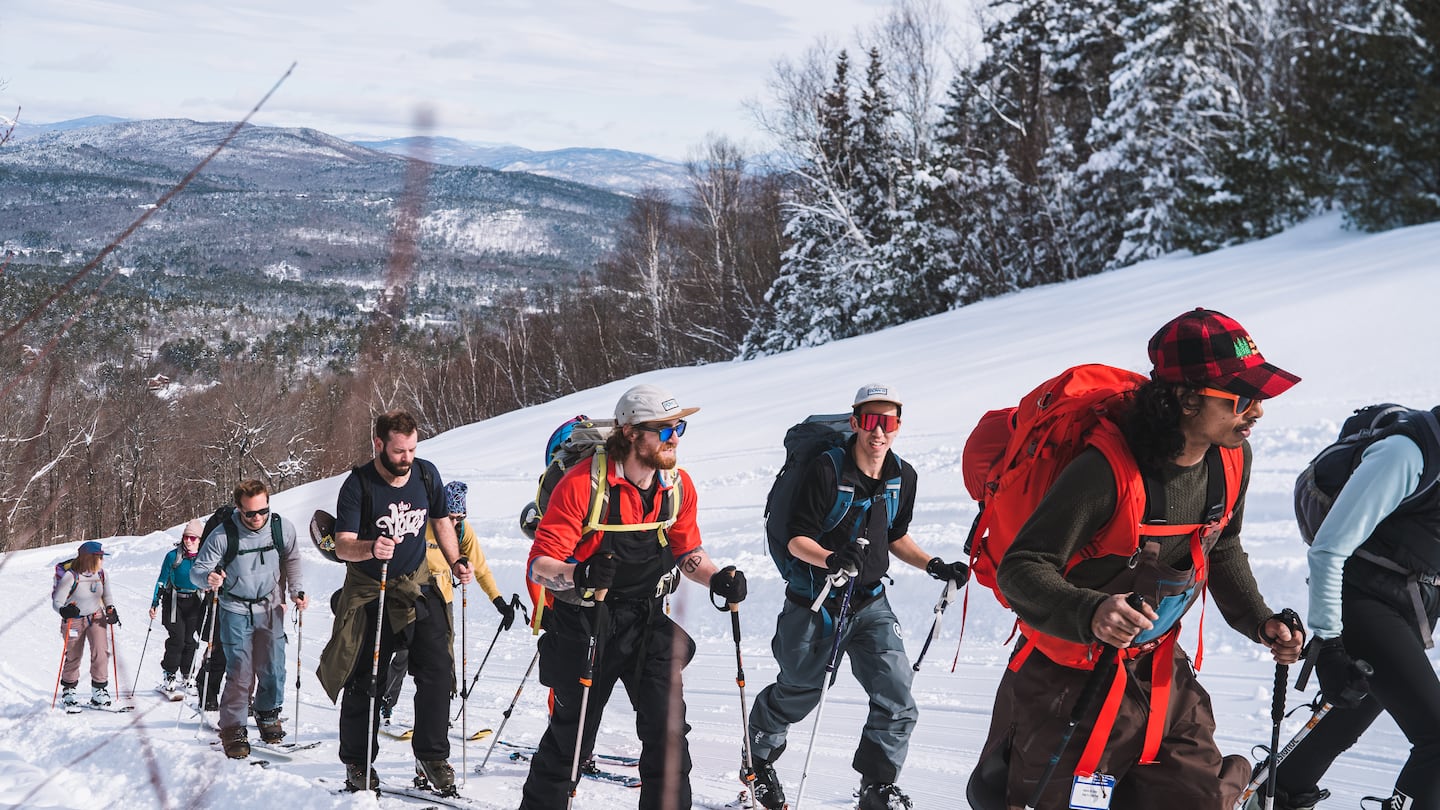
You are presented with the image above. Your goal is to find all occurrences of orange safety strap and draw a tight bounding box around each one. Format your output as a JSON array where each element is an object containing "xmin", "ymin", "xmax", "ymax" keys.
[
  {"xmin": 1138, "ymin": 629, "xmax": 1179, "ymax": 764},
  {"xmin": 1074, "ymin": 648, "xmax": 1127, "ymax": 776}
]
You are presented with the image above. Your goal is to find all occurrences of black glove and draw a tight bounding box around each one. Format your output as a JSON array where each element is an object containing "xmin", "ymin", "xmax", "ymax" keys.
[
  {"xmin": 709, "ymin": 566, "xmax": 748, "ymax": 604},
  {"xmin": 493, "ymin": 595, "xmax": 517, "ymax": 631},
  {"xmin": 573, "ymin": 554, "xmax": 617, "ymax": 594},
  {"xmin": 105, "ymin": 606, "xmax": 121, "ymax": 626},
  {"xmin": 925, "ymin": 557, "xmax": 971, "ymax": 586},
  {"xmin": 1314, "ymin": 637, "xmax": 1370, "ymax": 709},
  {"xmin": 59, "ymin": 604, "xmax": 80, "ymax": 620},
  {"xmin": 824, "ymin": 543, "xmax": 867, "ymax": 576}
]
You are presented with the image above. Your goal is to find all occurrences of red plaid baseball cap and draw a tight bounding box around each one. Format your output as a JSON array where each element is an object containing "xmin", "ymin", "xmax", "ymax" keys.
[{"xmin": 1148, "ymin": 308, "xmax": 1300, "ymax": 399}]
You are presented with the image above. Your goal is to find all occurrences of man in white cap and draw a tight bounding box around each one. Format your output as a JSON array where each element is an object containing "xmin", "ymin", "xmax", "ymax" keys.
[
  {"xmin": 520, "ymin": 382, "xmax": 748, "ymax": 810},
  {"xmin": 746, "ymin": 383, "xmax": 970, "ymax": 810}
]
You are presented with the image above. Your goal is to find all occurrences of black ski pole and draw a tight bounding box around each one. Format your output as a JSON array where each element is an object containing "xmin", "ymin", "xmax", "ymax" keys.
[
  {"xmin": 913, "ymin": 579, "xmax": 958, "ymax": 672},
  {"xmin": 461, "ymin": 580, "xmax": 468, "ymax": 783},
  {"xmin": 478, "ymin": 646, "xmax": 540, "ymax": 771},
  {"xmin": 1234, "ymin": 660, "xmax": 1373, "ymax": 808},
  {"xmin": 293, "ymin": 591, "xmax": 304, "ymax": 743},
  {"xmin": 1025, "ymin": 593, "xmax": 1148, "ymax": 810},
  {"xmin": 713, "ymin": 588, "xmax": 756, "ymax": 808},
  {"xmin": 131, "ymin": 612, "xmax": 156, "ymax": 698},
  {"xmin": 568, "ymin": 579, "xmax": 611, "ymax": 808},
  {"xmin": 795, "ymin": 537, "xmax": 869, "ymax": 810},
  {"xmin": 1262, "ymin": 609, "xmax": 1304, "ymax": 810},
  {"xmin": 455, "ymin": 608, "xmax": 512, "ymax": 714}
]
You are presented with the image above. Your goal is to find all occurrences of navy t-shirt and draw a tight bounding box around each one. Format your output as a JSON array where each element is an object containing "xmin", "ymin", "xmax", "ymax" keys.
[{"xmin": 336, "ymin": 459, "xmax": 446, "ymax": 581}]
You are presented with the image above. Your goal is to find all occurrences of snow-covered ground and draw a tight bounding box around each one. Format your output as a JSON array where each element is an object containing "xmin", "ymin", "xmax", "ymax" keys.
[{"xmin": 3, "ymin": 212, "xmax": 1438, "ymax": 809}]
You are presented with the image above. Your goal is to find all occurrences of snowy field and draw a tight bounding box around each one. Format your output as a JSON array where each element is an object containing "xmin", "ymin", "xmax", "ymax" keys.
[{"xmin": 2, "ymin": 212, "xmax": 1438, "ymax": 809}]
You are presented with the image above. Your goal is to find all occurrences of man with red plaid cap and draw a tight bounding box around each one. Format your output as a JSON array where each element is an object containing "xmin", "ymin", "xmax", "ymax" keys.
[{"xmin": 970, "ymin": 308, "xmax": 1307, "ymax": 810}]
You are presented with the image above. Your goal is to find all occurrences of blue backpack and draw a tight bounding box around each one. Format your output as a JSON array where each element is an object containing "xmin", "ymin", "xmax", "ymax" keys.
[{"xmin": 764, "ymin": 414, "xmax": 902, "ymax": 593}]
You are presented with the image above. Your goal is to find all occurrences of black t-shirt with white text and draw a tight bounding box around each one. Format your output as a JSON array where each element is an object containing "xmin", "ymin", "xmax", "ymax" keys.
[{"xmin": 336, "ymin": 459, "xmax": 446, "ymax": 581}]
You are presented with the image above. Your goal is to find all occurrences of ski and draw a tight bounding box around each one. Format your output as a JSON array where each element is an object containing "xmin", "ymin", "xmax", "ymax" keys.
[
  {"xmin": 491, "ymin": 738, "xmax": 639, "ymax": 767},
  {"xmin": 85, "ymin": 702, "xmax": 135, "ymax": 713},
  {"xmin": 253, "ymin": 739, "xmax": 324, "ymax": 757},
  {"xmin": 317, "ymin": 777, "xmax": 492, "ymax": 809},
  {"xmin": 155, "ymin": 686, "xmax": 186, "ymax": 702},
  {"xmin": 501, "ymin": 750, "xmax": 642, "ymax": 788},
  {"xmin": 383, "ymin": 727, "xmax": 491, "ymax": 742}
]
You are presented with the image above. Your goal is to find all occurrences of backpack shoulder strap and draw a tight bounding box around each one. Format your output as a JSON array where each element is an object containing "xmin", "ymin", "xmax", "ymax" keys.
[
  {"xmin": 220, "ymin": 514, "xmax": 240, "ymax": 572},
  {"xmin": 820, "ymin": 446, "xmax": 856, "ymax": 532},
  {"xmin": 881, "ymin": 451, "xmax": 904, "ymax": 529},
  {"xmin": 270, "ymin": 514, "xmax": 285, "ymax": 557},
  {"xmin": 1399, "ymin": 408, "xmax": 1440, "ymax": 507}
]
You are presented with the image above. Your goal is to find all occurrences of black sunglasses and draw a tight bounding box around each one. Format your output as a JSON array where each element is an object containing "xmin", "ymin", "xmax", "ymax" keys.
[{"xmin": 240, "ymin": 507, "xmax": 271, "ymax": 519}]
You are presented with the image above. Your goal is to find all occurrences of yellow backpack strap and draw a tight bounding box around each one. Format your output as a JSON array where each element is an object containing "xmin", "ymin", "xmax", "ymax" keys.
[{"xmin": 586, "ymin": 456, "xmax": 683, "ymax": 548}]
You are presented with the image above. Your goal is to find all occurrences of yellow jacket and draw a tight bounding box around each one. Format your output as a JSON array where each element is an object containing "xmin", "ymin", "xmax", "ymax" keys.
[{"xmin": 424, "ymin": 519, "xmax": 501, "ymax": 603}]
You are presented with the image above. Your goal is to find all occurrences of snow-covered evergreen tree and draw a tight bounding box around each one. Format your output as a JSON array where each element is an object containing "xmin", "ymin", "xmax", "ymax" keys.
[{"xmin": 1083, "ymin": 0, "xmax": 1255, "ymax": 266}]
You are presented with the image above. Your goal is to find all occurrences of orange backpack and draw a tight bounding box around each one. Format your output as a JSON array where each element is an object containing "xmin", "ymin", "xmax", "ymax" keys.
[{"xmin": 962, "ymin": 364, "xmax": 1147, "ymax": 607}]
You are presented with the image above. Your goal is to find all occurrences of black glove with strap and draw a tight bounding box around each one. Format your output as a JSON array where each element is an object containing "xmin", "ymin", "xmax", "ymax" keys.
[
  {"xmin": 105, "ymin": 605, "xmax": 121, "ymax": 626},
  {"xmin": 573, "ymin": 554, "xmax": 617, "ymax": 594},
  {"xmin": 59, "ymin": 604, "xmax": 80, "ymax": 620},
  {"xmin": 709, "ymin": 565, "xmax": 748, "ymax": 604},
  {"xmin": 925, "ymin": 557, "xmax": 970, "ymax": 586},
  {"xmin": 1314, "ymin": 637, "xmax": 1370, "ymax": 709},
  {"xmin": 824, "ymin": 543, "xmax": 867, "ymax": 577},
  {"xmin": 492, "ymin": 595, "xmax": 516, "ymax": 630}
]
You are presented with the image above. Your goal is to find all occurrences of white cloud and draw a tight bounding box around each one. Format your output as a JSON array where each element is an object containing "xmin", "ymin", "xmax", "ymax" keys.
[{"xmin": 1, "ymin": 0, "xmax": 954, "ymax": 158}]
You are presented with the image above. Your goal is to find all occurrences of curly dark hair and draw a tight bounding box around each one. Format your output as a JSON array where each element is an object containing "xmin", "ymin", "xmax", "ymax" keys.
[{"xmin": 1120, "ymin": 379, "xmax": 1189, "ymax": 471}]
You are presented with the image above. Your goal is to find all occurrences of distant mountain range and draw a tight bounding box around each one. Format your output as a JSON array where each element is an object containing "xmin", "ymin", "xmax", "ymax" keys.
[
  {"xmin": 352, "ymin": 136, "xmax": 691, "ymax": 196},
  {"xmin": 0, "ymin": 117, "xmax": 636, "ymax": 307},
  {"xmin": 9, "ymin": 117, "xmax": 690, "ymax": 196}
]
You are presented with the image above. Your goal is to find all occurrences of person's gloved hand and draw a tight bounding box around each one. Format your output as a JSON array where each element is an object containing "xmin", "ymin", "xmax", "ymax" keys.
[
  {"xmin": 709, "ymin": 566, "xmax": 748, "ymax": 604},
  {"xmin": 824, "ymin": 543, "xmax": 867, "ymax": 576},
  {"xmin": 59, "ymin": 604, "xmax": 81, "ymax": 620},
  {"xmin": 493, "ymin": 595, "xmax": 517, "ymax": 631},
  {"xmin": 105, "ymin": 606, "xmax": 121, "ymax": 626},
  {"xmin": 925, "ymin": 557, "xmax": 970, "ymax": 586},
  {"xmin": 1314, "ymin": 637, "xmax": 1370, "ymax": 709},
  {"xmin": 573, "ymin": 554, "xmax": 617, "ymax": 594}
]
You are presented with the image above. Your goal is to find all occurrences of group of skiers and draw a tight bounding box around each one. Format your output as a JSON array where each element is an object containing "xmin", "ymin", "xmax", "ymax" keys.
[{"xmin": 46, "ymin": 307, "xmax": 1440, "ymax": 810}]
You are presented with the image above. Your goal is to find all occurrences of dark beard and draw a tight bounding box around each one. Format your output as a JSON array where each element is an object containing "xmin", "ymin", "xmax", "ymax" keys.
[{"xmin": 379, "ymin": 454, "xmax": 412, "ymax": 477}]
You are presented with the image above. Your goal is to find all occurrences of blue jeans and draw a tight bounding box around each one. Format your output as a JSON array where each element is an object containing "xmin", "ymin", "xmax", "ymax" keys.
[{"xmin": 217, "ymin": 601, "xmax": 287, "ymax": 731}]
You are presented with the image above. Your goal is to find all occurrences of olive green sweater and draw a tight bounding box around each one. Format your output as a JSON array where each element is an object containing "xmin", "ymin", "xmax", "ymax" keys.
[{"xmin": 996, "ymin": 443, "xmax": 1271, "ymax": 647}]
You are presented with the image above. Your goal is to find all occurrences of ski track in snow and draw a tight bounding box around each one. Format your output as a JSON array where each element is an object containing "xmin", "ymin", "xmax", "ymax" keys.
[{"xmin": 3, "ymin": 214, "xmax": 1439, "ymax": 808}]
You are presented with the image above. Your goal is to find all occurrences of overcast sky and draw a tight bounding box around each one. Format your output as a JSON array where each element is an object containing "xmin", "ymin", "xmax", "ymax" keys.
[{"xmin": 0, "ymin": 0, "xmax": 943, "ymax": 160}]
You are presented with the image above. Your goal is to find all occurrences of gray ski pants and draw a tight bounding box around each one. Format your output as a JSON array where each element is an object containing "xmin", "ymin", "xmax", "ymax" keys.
[{"xmin": 748, "ymin": 591, "xmax": 917, "ymax": 784}]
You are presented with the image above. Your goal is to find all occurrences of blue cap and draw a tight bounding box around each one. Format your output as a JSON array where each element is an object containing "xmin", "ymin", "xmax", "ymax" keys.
[
  {"xmin": 444, "ymin": 481, "xmax": 468, "ymax": 516},
  {"xmin": 79, "ymin": 540, "xmax": 105, "ymax": 556}
]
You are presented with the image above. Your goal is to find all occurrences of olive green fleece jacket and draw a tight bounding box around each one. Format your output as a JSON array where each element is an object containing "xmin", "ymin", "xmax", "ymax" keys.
[
  {"xmin": 996, "ymin": 442, "xmax": 1271, "ymax": 647},
  {"xmin": 316, "ymin": 563, "xmax": 430, "ymax": 702}
]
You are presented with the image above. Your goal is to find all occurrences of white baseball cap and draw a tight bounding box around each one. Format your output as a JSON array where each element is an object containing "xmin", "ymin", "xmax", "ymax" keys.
[
  {"xmin": 614, "ymin": 383, "xmax": 701, "ymax": 425},
  {"xmin": 852, "ymin": 383, "xmax": 902, "ymax": 408}
]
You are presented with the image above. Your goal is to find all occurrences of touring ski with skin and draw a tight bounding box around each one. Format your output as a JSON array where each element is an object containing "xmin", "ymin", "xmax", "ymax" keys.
[
  {"xmin": 386, "ymin": 727, "xmax": 492, "ymax": 741},
  {"xmin": 317, "ymin": 777, "xmax": 493, "ymax": 809},
  {"xmin": 499, "ymin": 750, "xmax": 642, "ymax": 788},
  {"xmin": 490, "ymin": 738, "xmax": 638, "ymax": 767},
  {"xmin": 156, "ymin": 685, "xmax": 186, "ymax": 702}
]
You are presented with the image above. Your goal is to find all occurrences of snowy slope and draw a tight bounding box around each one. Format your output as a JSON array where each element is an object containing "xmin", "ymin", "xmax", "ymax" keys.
[{"xmin": 2, "ymin": 212, "xmax": 1438, "ymax": 809}]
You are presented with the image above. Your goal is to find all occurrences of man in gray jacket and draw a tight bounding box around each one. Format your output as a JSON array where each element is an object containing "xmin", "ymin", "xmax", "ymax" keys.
[{"xmin": 191, "ymin": 479, "xmax": 308, "ymax": 758}]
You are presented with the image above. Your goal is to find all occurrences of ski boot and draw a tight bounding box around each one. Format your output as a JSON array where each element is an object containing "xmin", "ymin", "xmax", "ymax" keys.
[
  {"xmin": 90, "ymin": 683, "xmax": 112, "ymax": 707},
  {"xmin": 415, "ymin": 758, "xmax": 458, "ymax": 796},
  {"xmin": 746, "ymin": 755, "xmax": 787, "ymax": 810},
  {"xmin": 344, "ymin": 763, "xmax": 379, "ymax": 792},
  {"xmin": 256, "ymin": 708, "xmax": 285, "ymax": 743},
  {"xmin": 857, "ymin": 781, "xmax": 913, "ymax": 810},
  {"xmin": 219, "ymin": 726, "xmax": 250, "ymax": 759}
]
